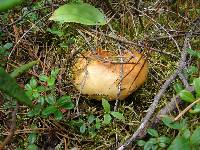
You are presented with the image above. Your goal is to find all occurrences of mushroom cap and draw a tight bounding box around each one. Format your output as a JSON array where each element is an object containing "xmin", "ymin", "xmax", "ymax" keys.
[{"xmin": 72, "ymin": 49, "xmax": 148, "ymax": 101}]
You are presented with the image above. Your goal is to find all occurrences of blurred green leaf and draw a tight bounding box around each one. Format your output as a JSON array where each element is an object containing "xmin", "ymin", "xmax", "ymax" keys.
[
  {"xmin": 0, "ymin": 67, "xmax": 32, "ymax": 107},
  {"xmin": 190, "ymin": 127, "xmax": 200, "ymax": 146},
  {"xmin": 95, "ymin": 118, "xmax": 101, "ymax": 129},
  {"xmin": 88, "ymin": 114, "xmax": 95, "ymax": 124},
  {"xmin": 42, "ymin": 106, "xmax": 57, "ymax": 116},
  {"xmin": 47, "ymin": 77, "xmax": 55, "ymax": 86},
  {"xmin": 147, "ymin": 128, "xmax": 159, "ymax": 137},
  {"xmin": 49, "ymin": 3, "xmax": 106, "ymax": 25},
  {"xmin": 110, "ymin": 111, "xmax": 125, "ymax": 121},
  {"xmin": 0, "ymin": 0, "xmax": 23, "ymax": 12},
  {"xmin": 10, "ymin": 60, "xmax": 39, "ymax": 78},
  {"xmin": 51, "ymin": 68, "xmax": 59, "ymax": 78},
  {"xmin": 80, "ymin": 124, "xmax": 86, "ymax": 133},
  {"xmin": 39, "ymin": 74, "xmax": 48, "ymax": 82},
  {"xmin": 179, "ymin": 90, "xmax": 195, "ymax": 103},
  {"xmin": 173, "ymin": 83, "xmax": 184, "ymax": 94},
  {"xmin": 29, "ymin": 78, "xmax": 37, "ymax": 88},
  {"xmin": 57, "ymin": 95, "xmax": 71, "ymax": 106},
  {"xmin": 193, "ymin": 78, "xmax": 200, "ymax": 97},
  {"xmin": 27, "ymin": 144, "xmax": 38, "ymax": 150},
  {"xmin": 157, "ymin": 136, "xmax": 171, "ymax": 144},
  {"xmin": 102, "ymin": 114, "xmax": 112, "ymax": 125},
  {"xmin": 137, "ymin": 140, "xmax": 146, "ymax": 147},
  {"xmin": 28, "ymin": 133, "xmax": 37, "ymax": 144},
  {"xmin": 102, "ymin": 98, "xmax": 110, "ymax": 113},
  {"xmin": 182, "ymin": 129, "xmax": 190, "ymax": 139},
  {"xmin": 162, "ymin": 116, "xmax": 187, "ymax": 129},
  {"xmin": 45, "ymin": 95, "xmax": 56, "ymax": 105},
  {"xmin": 168, "ymin": 136, "xmax": 190, "ymax": 150},
  {"xmin": 189, "ymin": 103, "xmax": 200, "ymax": 114},
  {"xmin": 3, "ymin": 42, "xmax": 13, "ymax": 49},
  {"xmin": 187, "ymin": 48, "xmax": 200, "ymax": 58},
  {"xmin": 54, "ymin": 110, "xmax": 63, "ymax": 120}
]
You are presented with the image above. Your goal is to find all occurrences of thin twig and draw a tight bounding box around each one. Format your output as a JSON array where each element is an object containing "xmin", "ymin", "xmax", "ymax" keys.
[
  {"xmin": 174, "ymin": 98, "xmax": 200, "ymax": 121},
  {"xmin": 0, "ymin": 103, "xmax": 19, "ymax": 150},
  {"xmin": 8, "ymin": 13, "xmax": 52, "ymax": 59},
  {"xmin": 84, "ymin": 29, "xmax": 178, "ymax": 58}
]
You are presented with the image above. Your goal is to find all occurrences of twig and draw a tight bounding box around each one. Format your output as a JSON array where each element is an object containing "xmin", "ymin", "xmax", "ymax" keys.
[
  {"xmin": 0, "ymin": 103, "xmax": 19, "ymax": 150},
  {"xmin": 85, "ymin": 29, "xmax": 178, "ymax": 58},
  {"xmin": 8, "ymin": 13, "xmax": 52, "ymax": 59},
  {"xmin": 76, "ymin": 29, "xmax": 95, "ymax": 52},
  {"xmin": 117, "ymin": 31, "xmax": 190, "ymax": 150},
  {"xmin": 174, "ymin": 98, "xmax": 200, "ymax": 121}
]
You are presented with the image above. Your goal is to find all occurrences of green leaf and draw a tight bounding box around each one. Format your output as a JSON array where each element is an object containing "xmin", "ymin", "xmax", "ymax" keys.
[
  {"xmin": 58, "ymin": 96, "xmax": 74, "ymax": 110},
  {"xmin": 27, "ymin": 144, "xmax": 38, "ymax": 150},
  {"xmin": 144, "ymin": 141, "xmax": 154, "ymax": 150},
  {"xmin": 45, "ymin": 95, "xmax": 56, "ymax": 105},
  {"xmin": 87, "ymin": 114, "xmax": 95, "ymax": 124},
  {"xmin": 28, "ymin": 133, "xmax": 37, "ymax": 144},
  {"xmin": 157, "ymin": 136, "xmax": 171, "ymax": 144},
  {"xmin": 80, "ymin": 124, "xmax": 86, "ymax": 133},
  {"xmin": 29, "ymin": 78, "xmax": 37, "ymax": 88},
  {"xmin": 25, "ymin": 84, "xmax": 32, "ymax": 91},
  {"xmin": 147, "ymin": 128, "xmax": 159, "ymax": 137},
  {"xmin": 39, "ymin": 74, "xmax": 48, "ymax": 82},
  {"xmin": 193, "ymin": 78, "xmax": 200, "ymax": 97},
  {"xmin": 42, "ymin": 106, "xmax": 57, "ymax": 116},
  {"xmin": 38, "ymin": 96, "xmax": 45, "ymax": 105},
  {"xmin": 162, "ymin": 116, "xmax": 186, "ymax": 129},
  {"xmin": 3, "ymin": 43, "xmax": 13, "ymax": 49},
  {"xmin": 102, "ymin": 98, "xmax": 110, "ymax": 113},
  {"xmin": 95, "ymin": 118, "xmax": 101, "ymax": 129},
  {"xmin": 183, "ymin": 129, "xmax": 190, "ymax": 139},
  {"xmin": 54, "ymin": 110, "xmax": 63, "ymax": 120},
  {"xmin": 102, "ymin": 114, "xmax": 112, "ymax": 125},
  {"xmin": 184, "ymin": 66, "xmax": 198, "ymax": 76},
  {"xmin": 110, "ymin": 111, "xmax": 125, "ymax": 121},
  {"xmin": 10, "ymin": 61, "xmax": 39, "ymax": 78},
  {"xmin": 168, "ymin": 136, "xmax": 190, "ymax": 150},
  {"xmin": 189, "ymin": 103, "xmax": 200, "ymax": 114},
  {"xmin": 27, "ymin": 105, "xmax": 41, "ymax": 117},
  {"xmin": 0, "ymin": 67, "xmax": 32, "ymax": 107},
  {"xmin": 190, "ymin": 127, "xmax": 200, "ymax": 146},
  {"xmin": 0, "ymin": 0, "xmax": 23, "ymax": 12},
  {"xmin": 57, "ymin": 95, "xmax": 71, "ymax": 106},
  {"xmin": 137, "ymin": 140, "xmax": 146, "ymax": 147},
  {"xmin": 159, "ymin": 142, "xmax": 167, "ymax": 148},
  {"xmin": 49, "ymin": 3, "xmax": 106, "ymax": 25},
  {"xmin": 47, "ymin": 28, "xmax": 64, "ymax": 37},
  {"xmin": 173, "ymin": 83, "xmax": 184, "ymax": 94},
  {"xmin": 47, "ymin": 77, "xmax": 55, "ymax": 86},
  {"xmin": 179, "ymin": 90, "xmax": 195, "ymax": 103},
  {"xmin": 187, "ymin": 48, "xmax": 200, "ymax": 58},
  {"xmin": 51, "ymin": 68, "xmax": 59, "ymax": 78}
]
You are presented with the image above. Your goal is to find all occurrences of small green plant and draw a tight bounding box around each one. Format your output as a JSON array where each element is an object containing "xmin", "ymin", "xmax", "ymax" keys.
[
  {"xmin": 70, "ymin": 99, "xmax": 124, "ymax": 137},
  {"xmin": 102, "ymin": 98, "xmax": 125, "ymax": 125},
  {"xmin": 25, "ymin": 68, "xmax": 74, "ymax": 120},
  {"xmin": 162, "ymin": 116, "xmax": 200, "ymax": 150},
  {"xmin": 70, "ymin": 114, "xmax": 101, "ymax": 138},
  {"xmin": 137, "ymin": 128, "xmax": 171, "ymax": 150}
]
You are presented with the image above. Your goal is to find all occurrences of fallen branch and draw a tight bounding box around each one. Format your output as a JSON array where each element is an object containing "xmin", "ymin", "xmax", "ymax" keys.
[{"xmin": 117, "ymin": 32, "xmax": 191, "ymax": 150}]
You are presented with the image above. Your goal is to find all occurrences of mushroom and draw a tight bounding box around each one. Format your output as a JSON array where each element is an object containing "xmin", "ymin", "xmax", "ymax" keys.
[{"xmin": 72, "ymin": 49, "xmax": 148, "ymax": 101}]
